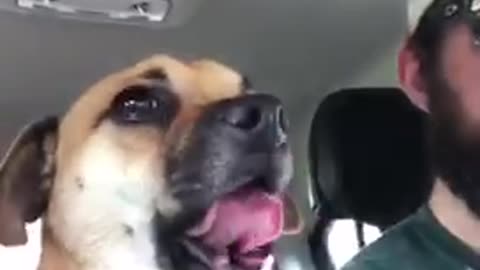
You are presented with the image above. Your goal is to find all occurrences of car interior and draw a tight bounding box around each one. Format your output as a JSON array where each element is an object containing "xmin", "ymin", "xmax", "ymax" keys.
[
  {"xmin": 0, "ymin": 0, "xmax": 434, "ymax": 269},
  {"xmin": 308, "ymin": 87, "xmax": 431, "ymax": 270}
]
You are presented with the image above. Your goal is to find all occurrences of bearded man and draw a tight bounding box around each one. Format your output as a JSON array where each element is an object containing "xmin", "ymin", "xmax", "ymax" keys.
[{"xmin": 342, "ymin": 1, "xmax": 480, "ymax": 269}]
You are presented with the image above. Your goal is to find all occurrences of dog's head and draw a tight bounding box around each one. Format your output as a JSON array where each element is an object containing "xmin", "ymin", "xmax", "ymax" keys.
[{"xmin": 0, "ymin": 55, "xmax": 302, "ymax": 270}]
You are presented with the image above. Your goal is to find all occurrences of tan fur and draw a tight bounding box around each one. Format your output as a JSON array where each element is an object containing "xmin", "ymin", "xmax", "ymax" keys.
[
  {"xmin": 0, "ymin": 55, "xmax": 301, "ymax": 270},
  {"xmin": 56, "ymin": 56, "xmax": 242, "ymax": 171},
  {"xmin": 42, "ymin": 55, "xmax": 244, "ymax": 270}
]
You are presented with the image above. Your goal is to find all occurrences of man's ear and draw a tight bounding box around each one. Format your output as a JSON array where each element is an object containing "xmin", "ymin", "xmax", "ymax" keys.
[
  {"xmin": 0, "ymin": 116, "xmax": 58, "ymax": 246},
  {"xmin": 398, "ymin": 40, "xmax": 430, "ymax": 112},
  {"xmin": 282, "ymin": 193, "xmax": 304, "ymax": 236}
]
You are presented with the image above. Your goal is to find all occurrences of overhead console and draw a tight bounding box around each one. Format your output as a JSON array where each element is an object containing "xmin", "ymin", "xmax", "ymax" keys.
[{"xmin": 0, "ymin": 0, "xmax": 204, "ymax": 27}]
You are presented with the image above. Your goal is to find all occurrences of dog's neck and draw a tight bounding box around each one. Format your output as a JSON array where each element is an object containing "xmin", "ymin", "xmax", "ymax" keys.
[
  {"xmin": 35, "ymin": 132, "xmax": 171, "ymax": 270},
  {"xmin": 38, "ymin": 229, "xmax": 80, "ymax": 270},
  {"xmin": 37, "ymin": 222, "xmax": 163, "ymax": 270}
]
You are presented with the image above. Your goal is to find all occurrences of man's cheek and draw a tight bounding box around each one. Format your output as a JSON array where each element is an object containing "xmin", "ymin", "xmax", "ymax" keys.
[{"xmin": 458, "ymin": 83, "xmax": 480, "ymax": 124}]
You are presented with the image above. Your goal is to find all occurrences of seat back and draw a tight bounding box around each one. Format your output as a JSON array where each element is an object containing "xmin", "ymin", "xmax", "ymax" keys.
[{"xmin": 307, "ymin": 88, "xmax": 432, "ymax": 269}]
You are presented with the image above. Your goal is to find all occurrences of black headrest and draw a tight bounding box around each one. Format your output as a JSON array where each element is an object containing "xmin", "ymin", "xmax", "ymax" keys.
[{"xmin": 308, "ymin": 87, "xmax": 431, "ymax": 229}]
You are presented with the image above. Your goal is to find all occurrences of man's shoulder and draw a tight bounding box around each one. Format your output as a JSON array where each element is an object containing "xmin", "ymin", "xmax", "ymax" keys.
[{"xmin": 340, "ymin": 217, "xmax": 425, "ymax": 270}]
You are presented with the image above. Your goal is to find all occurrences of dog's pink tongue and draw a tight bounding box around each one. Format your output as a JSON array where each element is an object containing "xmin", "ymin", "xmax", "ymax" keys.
[{"xmin": 191, "ymin": 188, "xmax": 284, "ymax": 254}]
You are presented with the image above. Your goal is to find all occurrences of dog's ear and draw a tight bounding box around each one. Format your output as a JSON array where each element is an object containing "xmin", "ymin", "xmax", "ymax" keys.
[
  {"xmin": 0, "ymin": 117, "xmax": 58, "ymax": 246},
  {"xmin": 282, "ymin": 193, "xmax": 304, "ymax": 236}
]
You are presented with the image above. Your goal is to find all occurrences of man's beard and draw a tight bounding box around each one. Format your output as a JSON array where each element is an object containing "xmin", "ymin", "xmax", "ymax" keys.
[{"xmin": 427, "ymin": 69, "xmax": 480, "ymax": 218}]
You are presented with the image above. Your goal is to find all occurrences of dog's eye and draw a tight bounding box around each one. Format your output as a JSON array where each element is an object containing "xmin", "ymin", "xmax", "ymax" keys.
[{"xmin": 111, "ymin": 85, "xmax": 178, "ymax": 126}]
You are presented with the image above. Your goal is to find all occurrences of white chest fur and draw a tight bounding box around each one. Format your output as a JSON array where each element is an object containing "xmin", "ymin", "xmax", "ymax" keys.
[{"xmin": 46, "ymin": 127, "xmax": 171, "ymax": 270}]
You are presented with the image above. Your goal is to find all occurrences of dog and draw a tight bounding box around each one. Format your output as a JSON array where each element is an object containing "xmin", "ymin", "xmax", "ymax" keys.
[{"xmin": 0, "ymin": 55, "xmax": 303, "ymax": 270}]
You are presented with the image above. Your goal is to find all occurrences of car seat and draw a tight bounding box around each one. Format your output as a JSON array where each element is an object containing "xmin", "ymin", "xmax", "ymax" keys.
[{"xmin": 307, "ymin": 87, "xmax": 432, "ymax": 269}]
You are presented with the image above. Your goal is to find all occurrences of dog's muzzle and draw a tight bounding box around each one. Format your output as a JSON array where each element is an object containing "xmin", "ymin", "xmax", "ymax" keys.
[
  {"xmin": 216, "ymin": 93, "xmax": 288, "ymax": 149},
  {"xmin": 161, "ymin": 93, "xmax": 293, "ymax": 270}
]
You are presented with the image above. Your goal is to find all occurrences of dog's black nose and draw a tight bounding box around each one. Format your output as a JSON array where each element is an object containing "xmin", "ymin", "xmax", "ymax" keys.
[{"xmin": 217, "ymin": 94, "xmax": 288, "ymax": 147}]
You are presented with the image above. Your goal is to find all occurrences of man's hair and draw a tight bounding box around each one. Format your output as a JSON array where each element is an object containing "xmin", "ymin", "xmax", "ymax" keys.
[{"xmin": 407, "ymin": 2, "xmax": 464, "ymax": 77}]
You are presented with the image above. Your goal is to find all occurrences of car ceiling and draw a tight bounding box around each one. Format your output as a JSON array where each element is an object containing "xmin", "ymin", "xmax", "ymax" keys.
[{"xmin": 0, "ymin": 0, "xmax": 406, "ymax": 269}]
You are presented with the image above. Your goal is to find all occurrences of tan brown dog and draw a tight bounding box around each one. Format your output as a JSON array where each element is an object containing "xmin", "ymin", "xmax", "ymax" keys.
[{"xmin": 0, "ymin": 55, "xmax": 302, "ymax": 270}]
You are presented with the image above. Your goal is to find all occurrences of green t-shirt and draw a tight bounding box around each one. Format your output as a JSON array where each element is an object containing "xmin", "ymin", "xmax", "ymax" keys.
[{"xmin": 341, "ymin": 206, "xmax": 480, "ymax": 270}]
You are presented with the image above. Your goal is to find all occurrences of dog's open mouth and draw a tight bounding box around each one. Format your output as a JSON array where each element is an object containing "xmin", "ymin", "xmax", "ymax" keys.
[{"xmin": 181, "ymin": 184, "xmax": 285, "ymax": 270}]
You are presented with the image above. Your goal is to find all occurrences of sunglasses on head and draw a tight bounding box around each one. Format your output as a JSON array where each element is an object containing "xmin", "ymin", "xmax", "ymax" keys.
[{"xmin": 430, "ymin": 0, "xmax": 480, "ymax": 42}]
